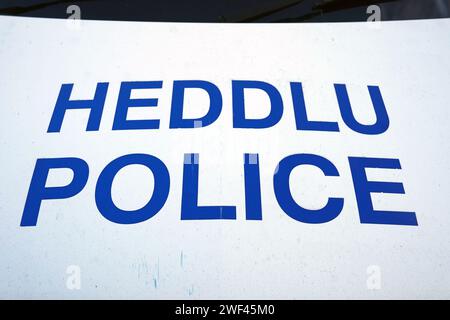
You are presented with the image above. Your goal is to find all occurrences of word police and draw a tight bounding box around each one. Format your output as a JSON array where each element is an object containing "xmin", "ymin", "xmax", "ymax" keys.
[{"xmin": 21, "ymin": 80, "xmax": 417, "ymax": 227}]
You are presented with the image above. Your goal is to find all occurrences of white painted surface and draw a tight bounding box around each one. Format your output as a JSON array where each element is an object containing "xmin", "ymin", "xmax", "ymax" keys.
[{"xmin": 0, "ymin": 16, "xmax": 449, "ymax": 299}]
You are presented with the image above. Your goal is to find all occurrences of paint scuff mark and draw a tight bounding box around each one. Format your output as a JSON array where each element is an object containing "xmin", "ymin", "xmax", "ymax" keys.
[
  {"xmin": 152, "ymin": 258, "xmax": 160, "ymax": 289},
  {"xmin": 180, "ymin": 251, "xmax": 184, "ymax": 268}
]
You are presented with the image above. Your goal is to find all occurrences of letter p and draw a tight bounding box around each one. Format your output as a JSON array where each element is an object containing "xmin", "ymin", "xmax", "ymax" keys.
[{"xmin": 21, "ymin": 158, "xmax": 89, "ymax": 226}]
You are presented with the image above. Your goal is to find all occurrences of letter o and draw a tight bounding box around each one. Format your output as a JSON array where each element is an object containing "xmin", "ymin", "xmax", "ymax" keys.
[{"xmin": 95, "ymin": 154, "xmax": 170, "ymax": 224}]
